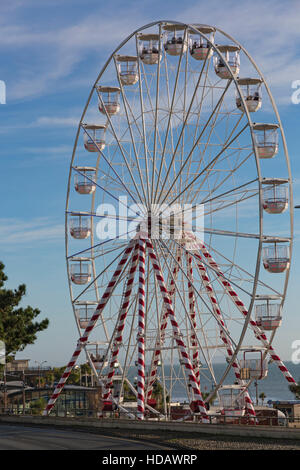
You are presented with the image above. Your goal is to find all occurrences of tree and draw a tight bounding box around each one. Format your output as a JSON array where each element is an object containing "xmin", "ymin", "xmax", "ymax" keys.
[
  {"xmin": 0, "ymin": 262, "xmax": 49, "ymax": 359},
  {"xmin": 289, "ymin": 380, "xmax": 300, "ymax": 399},
  {"xmin": 29, "ymin": 397, "xmax": 46, "ymax": 415},
  {"xmin": 259, "ymin": 392, "xmax": 266, "ymax": 405},
  {"xmin": 202, "ymin": 391, "xmax": 216, "ymax": 405}
]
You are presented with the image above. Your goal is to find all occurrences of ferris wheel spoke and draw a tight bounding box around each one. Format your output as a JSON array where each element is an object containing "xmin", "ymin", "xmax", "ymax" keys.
[
  {"xmin": 153, "ymin": 29, "xmax": 189, "ymax": 205},
  {"xmin": 138, "ymin": 59, "xmax": 177, "ymax": 199},
  {"xmin": 164, "ymin": 122, "xmax": 249, "ymax": 210},
  {"xmin": 202, "ymin": 190, "xmax": 258, "ymax": 219},
  {"xmin": 80, "ymin": 124, "xmax": 140, "ymax": 206},
  {"xmin": 71, "ymin": 240, "xmax": 136, "ymax": 303},
  {"xmin": 183, "ymin": 85, "xmax": 238, "ymax": 199},
  {"xmin": 159, "ymin": 238, "xmax": 238, "ymax": 350},
  {"xmin": 96, "ymin": 88, "xmax": 145, "ymax": 206},
  {"xmin": 203, "ymin": 227, "xmax": 262, "ymax": 240},
  {"xmin": 154, "ymin": 174, "xmax": 258, "ymax": 230},
  {"xmin": 157, "ymin": 239, "xmax": 237, "ymax": 391},
  {"xmin": 113, "ymin": 57, "xmax": 148, "ymax": 205},
  {"xmin": 199, "ymin": 155, "xmax": 256, "ymax": 206},
  {"xmin": 191, "ymin": 250, "xmax": 256, "ymax": 411},
  {"xmin": 135, "ymin": 34, "xmax": 152, "ymax": 207},
  {"xmin": 188, "ymin": 68, "xmax": 216, "ymax": 153},
  {"xmin": 161, "ymin": 52, "xmax": 212, "ymax": 205},
  {"xmin": 189, "ymin": 149, "xmax": 247, "ymax": 203},
  {"xmin": 67, "ymin": 211, "xmax": 137, "ymax": 223},
  {"xmin": 157, "ymin": 80, "xmax": 232, "ymax": 207},
  {"xmin": 198, "ymin": 240, "xmax": 296, "ymax": 386},
  {"xmin": 171, "ymin": 236, "xmax": 254, "ymax": 299},
  {"xmin": 67, "ymin": 225, "xmax": 138, "ymax": 260},
  {"xmin": 182, "ymin": 107, "xmax": 227, "ymax": 206},
  {"xmin": 72, "ymin": 167, "xmax": 145, "ymax": 220},
  {"xmin": 150, "ymin": 24, "xmax": 163, "ymax": 203},
  {"xmin": 207, "ymin": 243, "xmax": 284, "ymax": 297},
  {"xmin": 185, "ymin": 115, "xmax": 249, "ymax": 206},
  {"xmin": 179, "ymin": 180, "xmax": 258, "ymax": 227}
]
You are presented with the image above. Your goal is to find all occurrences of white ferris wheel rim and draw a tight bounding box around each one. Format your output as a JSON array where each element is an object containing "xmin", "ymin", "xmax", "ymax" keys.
[{"xmin": 63, "ymin": 20, "xmax": 293, "ymax": 416}]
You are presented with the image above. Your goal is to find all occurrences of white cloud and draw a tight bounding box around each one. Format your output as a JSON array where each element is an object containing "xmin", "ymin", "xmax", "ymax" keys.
[
  {"xmin": 1, "ymin": 6, "xmax": 146, "ymax": 101},
  {"xmin": 33, "ymin": 116, "xmax": 79, "ymax": 127},
  {"xmin": 0, "ymin": 217, "xmax": 64, "ymax": 247},
  {"xmin": 2, "ymin": 0, "xmax": 300, "ymax": 105}
]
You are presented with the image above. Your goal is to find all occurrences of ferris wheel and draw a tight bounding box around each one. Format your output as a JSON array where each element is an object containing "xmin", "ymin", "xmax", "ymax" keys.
[{"xmin": 44, "ymin": 21, "xmax": 296, "ymax": 421}]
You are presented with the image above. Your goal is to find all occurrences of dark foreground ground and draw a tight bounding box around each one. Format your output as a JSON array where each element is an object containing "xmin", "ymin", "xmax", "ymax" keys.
[
  {"xmin": 94, "ymin": 425, "xmax": 300, "ymax": 450},
  {"xmin": 0, "ymin": 423, "xmax": 172, "ymax": 450},
  {"xmin": 1, "ymin": 422, "xmax": 300, "ymax": 450}
]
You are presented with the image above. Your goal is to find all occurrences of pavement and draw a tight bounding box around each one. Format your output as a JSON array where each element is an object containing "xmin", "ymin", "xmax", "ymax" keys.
[{"xmin": 0, "ymin": 423, "xmax": 172, "ymax": 450}]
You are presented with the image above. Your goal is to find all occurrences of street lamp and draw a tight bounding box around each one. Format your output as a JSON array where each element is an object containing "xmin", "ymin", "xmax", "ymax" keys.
[
  {"xmin": 35, "ymin": 360, "xmax": 47, "ymax": 389},
  {"xmin": 74, "ymin": 365, "xmax": 82, "ymax": 386}
]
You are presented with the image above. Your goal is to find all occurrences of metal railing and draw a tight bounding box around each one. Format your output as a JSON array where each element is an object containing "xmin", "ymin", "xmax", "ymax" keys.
[{"xmin": 0, "ymin": 407, "xmax": 294, "ymax": 427}]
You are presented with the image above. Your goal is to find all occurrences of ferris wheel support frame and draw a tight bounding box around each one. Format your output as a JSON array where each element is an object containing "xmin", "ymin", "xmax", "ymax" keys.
[
  {"xmin": 45, "ymin": 235, "xmax": 212, "ymax": 422},
  {"xmin": 158, "ymin": 237, "xmax": 256, "ymax": 420},
  {"xmin": 196, "ymin": 239, "xmax": 296, "ymax": 385}
]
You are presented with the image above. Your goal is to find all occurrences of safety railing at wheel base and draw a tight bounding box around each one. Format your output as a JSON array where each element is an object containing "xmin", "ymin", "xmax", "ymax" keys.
[{"xmin": 0, "ymin": 408, "xmax": 294, "ymax": 427}]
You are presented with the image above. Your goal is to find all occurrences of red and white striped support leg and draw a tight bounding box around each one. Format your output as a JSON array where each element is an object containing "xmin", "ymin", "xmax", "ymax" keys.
[
  {"xmin": 43, "ymin": 342, "xmax": 83, "ymax": 416},
  {"xmin": 193, "ymin": 251, "xmax": 256, "ymax": 422},
  {"xmin": 146, "ymin": 238, "xmax": 209, "ymax": 423},
  {"xmin": 102, "ymin": 242, "xmax": 140, "ymax": 400},
  {"xmin": 43, "ymin": 240, "xmax": 135, "ymax": 416},
  {"xmin": 137, "ymin": 238, "xmax": 146, "ymax": 419},
  {"xmin": 197, "ymin": 239, "xmax": 296, "ymax": 386},
  {"xmin": 146, "ymin": 247, "xmax": 182, "ymax": 401},
  {"xmin": 185, "ymin": 252, "xmax": 201, "ymax": 386}
]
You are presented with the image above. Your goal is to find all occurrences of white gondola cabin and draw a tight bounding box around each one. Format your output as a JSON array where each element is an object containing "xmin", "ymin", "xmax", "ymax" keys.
[
  {"xmin": 74, "ymin": 301, "xmax": 98, "ymax": 329},
  {"xmin": 97, "ymin": 86, "xmax": 120, "ymax": 116},
  {"xmin": 214, "ymin": 45, "xmax": 240, "ymax": 79},
  {"xmin": 115, "ymin": 55, "xmax": 139, "ymax": 86},
  {"xmin": 82, "ymin": 124, "xmax": 106, "ymax": 152},
  {"xmin": 236, "ymin": 78, "xmax": 262, "ymax": 112},
  {"xmin": 262, "ymin": 178, "xmax": 289, "ymax": 214},
  {"xmin": 188, "ymin": 25, "xmax": 215, "ymax": 61},
  {"xmin": 138, "ymin": 33, "xmax": 161, "ymax": 65},
  {"xmin": 218, "ymin": 385, "xmax": 246, "ymax": 422},
  {"xmin": 262, "ymin": 239, "xmax": 290, "ymax": 273},
  {"xmin": 69, "ymin": 213, "xmax": 91, "ymax": 240},
  {"xmin": 255, "ymin": 296, "xmax": 282, "ymax": 331},
  {"xmin": 253, "ymin": 123, "xmax": 279, "ymax": 159},
  {"xmin": 163, "ymin": 24, "xmax": 188, "ymax": 56},
  {"xmin": 70, "ymin": 258, "xmax": 92, "ymax": 285},
  {"xmin": 86, "ymin": 342, "xmax": 108, "ymax": 368},
  {"xmin": 240, "ymin": 348, "xmax": 268, "ymax": 380},
  {"xmin": 74, "ymin": 167, "xmax": 96, "ymax": 195}
]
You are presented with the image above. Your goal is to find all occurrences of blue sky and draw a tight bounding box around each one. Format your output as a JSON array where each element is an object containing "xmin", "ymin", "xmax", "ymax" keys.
[{"xmin": 1, "ymin": 0, "xmax": 300, "ymax": 367}]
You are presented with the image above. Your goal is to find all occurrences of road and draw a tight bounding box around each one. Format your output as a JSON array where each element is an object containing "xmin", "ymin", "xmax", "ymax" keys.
[{"xmin": 0, "ymin": 423, "xmax": 171, "ymax": 450}]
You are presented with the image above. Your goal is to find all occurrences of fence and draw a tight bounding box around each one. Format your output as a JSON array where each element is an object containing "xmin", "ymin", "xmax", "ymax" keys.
[{"xmin": 0, "ymin": 407, "xmax": 294, "ymax": 427}]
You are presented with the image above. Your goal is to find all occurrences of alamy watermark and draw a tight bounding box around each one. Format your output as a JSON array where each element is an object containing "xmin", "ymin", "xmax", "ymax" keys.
[
  {"xmin": 291, "ymin": 80, "xmax": 300, "ymax": 104},
  {"xmin": 0, "ymin": 80, "xmax": 6, "ymax": 104},
  {"xmin": 291, "ymin": 340, "xmax": 300, "ymax": 365},
  {"xmin": 95, "ymin": 197, "xmax": 204, "ymax": 243}
]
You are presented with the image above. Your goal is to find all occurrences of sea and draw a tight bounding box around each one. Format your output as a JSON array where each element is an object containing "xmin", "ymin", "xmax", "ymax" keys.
[{"xmin": 152, "ymin": 361, "xmax": 300, "ymax": 404}]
